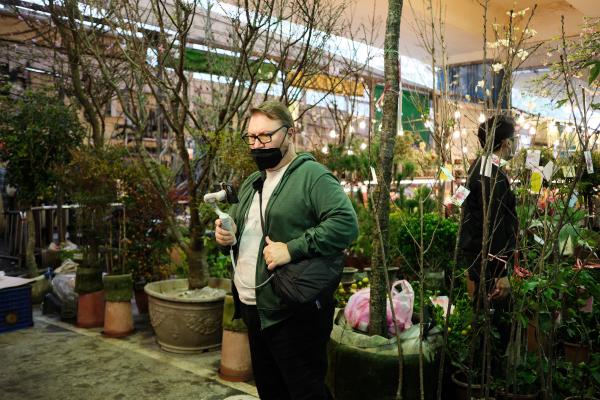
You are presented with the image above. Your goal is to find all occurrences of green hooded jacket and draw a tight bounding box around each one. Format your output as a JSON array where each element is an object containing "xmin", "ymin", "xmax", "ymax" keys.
[{"xmin": 229, "ymin": 152, "xmax": 358, "ymax": 329}]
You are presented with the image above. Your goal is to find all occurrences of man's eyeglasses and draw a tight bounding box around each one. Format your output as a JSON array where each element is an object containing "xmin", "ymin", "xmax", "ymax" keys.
[{"xmin": 241, "ymin": 125, "xmax": 289, "ymax": 145}]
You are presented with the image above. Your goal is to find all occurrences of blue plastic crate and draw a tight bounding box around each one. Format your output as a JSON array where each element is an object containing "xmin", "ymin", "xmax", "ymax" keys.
[{"xmin": 0, "ymin": 285, "xmax": 33, "ymax": 333}]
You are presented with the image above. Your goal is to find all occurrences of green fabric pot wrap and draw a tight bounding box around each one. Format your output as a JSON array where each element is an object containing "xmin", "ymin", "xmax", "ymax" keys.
[
  {"xmin": 103, "ymin": 274, "xmax": 133, "ymax": 302},
  {"xmin": 222, "ymin": 294, "xmax": 247, "ymax": 332},
  {"xmin": 326, "ymin": 310, "xmax": 443, "ymax": 400},
  {"xmin": 75, "ymin": 266, "xmax": 103, "ymax": 294}
]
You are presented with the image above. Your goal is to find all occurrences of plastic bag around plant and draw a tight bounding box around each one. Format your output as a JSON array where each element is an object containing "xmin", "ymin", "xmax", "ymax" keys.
[
  {"xmin": 51, "ymin": 273, "xmax": 77, "ymax": 306},
  {"xmin": 344, "ymin": 280, "xmax": 414, "ymax": 336}
]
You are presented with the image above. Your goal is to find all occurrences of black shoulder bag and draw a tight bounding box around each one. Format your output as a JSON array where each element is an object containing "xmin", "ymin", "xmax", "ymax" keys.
[{"xmin": 256, "ymin": 180, "xmax": 344, "ymax": 306}]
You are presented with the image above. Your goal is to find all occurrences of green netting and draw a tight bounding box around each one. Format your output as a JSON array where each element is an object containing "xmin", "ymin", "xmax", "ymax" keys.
[
  {"xmin": 103, "ymin": 274, "xmax": 133, "ymax": 302},
  {"xmin": 74, "ymin": 266, "xmax": 103, "ymax": 294}
]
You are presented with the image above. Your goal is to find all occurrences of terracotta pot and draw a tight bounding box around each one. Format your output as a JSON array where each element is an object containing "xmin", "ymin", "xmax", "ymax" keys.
[
  {"xmin": 564, "ymin": 342, "xmax": 590, "ymax": 364},
  {"xmin": 451, "ymin": 372, "xmax": 485, "ymax": 400},
  {"xmin": 219, "ymin": 294, "xmax": 251, "ymax": 382},
  {"xmin": 219, "ymin": 330, "xmax": 253, "ymax": 382},
  {"xmin": 134, "ymin": 288, "xmax": 148, "ymax": 314},
  {"xmin": 103, "ymin": 301, "xmax": 134, "ymax": 338},
  {"xmin": 77, "ymin": 290, "xmax": 105, "ymax": 328},
  {"xmin": 145, "ymin": 279, "xmax": 225, "ymax": 354}
]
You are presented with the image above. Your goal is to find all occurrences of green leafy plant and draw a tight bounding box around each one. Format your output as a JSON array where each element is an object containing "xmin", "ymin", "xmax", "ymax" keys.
[
  {"xmin": 0, "ymin": 88, "xmax": 84, "ymax": 276},
  {"xmin": 388, "ymin": 212, "xmax": 458, "ymax": 274}
]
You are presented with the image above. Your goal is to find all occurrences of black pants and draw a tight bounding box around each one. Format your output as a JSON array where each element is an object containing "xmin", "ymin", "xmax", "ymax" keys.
[{"xmin": 240, "ymin": 301, "xmax": 334, "ymax": 400}]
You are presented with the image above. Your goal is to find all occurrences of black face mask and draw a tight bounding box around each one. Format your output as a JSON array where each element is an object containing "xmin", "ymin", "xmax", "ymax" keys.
[
  {"xmin": 250, "ymin": 147, "xmax": 284, "ymax": 170},
  {"xmin": 250, "ymin": 133, "xmax": 288, "ymax": 170}
]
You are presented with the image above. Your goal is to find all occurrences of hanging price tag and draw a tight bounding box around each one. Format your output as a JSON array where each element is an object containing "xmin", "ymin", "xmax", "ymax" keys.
[
  {"xmin": 440, "ymin": 166, "xmax": 454, "ymax": 182},
  {"xmin": 451, "ymin": 185, "xmax": 471, "ymax": 206},
  {"xmin": 542, "ymin": 161, "xmax": 554, "ymax": 181},
  {"xmin": 526, "ymin": 150, "xmax": 541, "ymax": 170},
  {"xmin": 480, "ymin": 155, "xmax": 492, "ymax": 177},
  {"xmin": 530, "ymin": 170, "xmax": 543, "ymax": 193},
  {"xmin": 584, "ymin": 151, "xmax": 594, "ymax": 174}
]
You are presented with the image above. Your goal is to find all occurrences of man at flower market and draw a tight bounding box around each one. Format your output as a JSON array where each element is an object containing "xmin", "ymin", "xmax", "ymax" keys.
[
  {"xmin": 458, "ymin": 114, "xmax": 519, "ymax": 347},
  {"xmin": 214, "ymin": 100, "xmax": 358, "ymax": 400}
]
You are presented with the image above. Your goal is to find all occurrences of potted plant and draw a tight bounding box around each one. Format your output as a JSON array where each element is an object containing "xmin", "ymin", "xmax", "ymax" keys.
[
  {"xmin": 554, "ymin": 354, "xmax": 600, "ymax": 400},
  {"xmin": 389, "ymin": 212, "xmax": 458, "ymax": 290},
  {"xmin": 0, "ymin": 88, "xmax": 84, "ymax": 301},
  {"xmin": 557, "ymin": 267, "xmax": 598, "ymax": 365},
  {"xmin": 496, "ymin": 353, "xmax": 541, "ymax": 400},
  {"xmin": 64, "ymin": 147, "xmax": 124, "ymax": 328},
  {"xmin": 120, "ymin": 160, "xmax": 176, "ymax": 314}
]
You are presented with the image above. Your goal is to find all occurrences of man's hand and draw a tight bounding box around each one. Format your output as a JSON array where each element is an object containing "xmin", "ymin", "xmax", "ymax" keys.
[
  {"xmin": 263, "ymin": 236, "xmax": 291, "ymax": 271},
  {"xmin": 215, "ymin": 218, "xmax": 237, "ymax": 246},
  {"xmin": 489, "ymin": 276, "xmax": 510, "ymax": 300}
]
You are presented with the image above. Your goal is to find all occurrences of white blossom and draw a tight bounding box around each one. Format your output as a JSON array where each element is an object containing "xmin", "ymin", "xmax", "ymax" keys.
[
  {"xmin": 525, "ymin": 28, "xmax": 537, "ymax": 37},
  {"xmin": 492, "ymin": 63, "xmax": 504, "ymax": 73},
  {"xmin": 498, "ymin": 39, "xmax": 510, "ymax": 47},
  {"xmin": 477, "ymin": 79, "xmax": 485, "ymax": 88},
  {"xmin": 517, "ymin": 49, "xmax": 529, "ymax": 61}
]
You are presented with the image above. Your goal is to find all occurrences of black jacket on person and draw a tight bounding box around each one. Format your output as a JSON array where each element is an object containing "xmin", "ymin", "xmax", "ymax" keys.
[{"xmin": 458, "ymin": 157, "xmax": 518, "ymax": 283}]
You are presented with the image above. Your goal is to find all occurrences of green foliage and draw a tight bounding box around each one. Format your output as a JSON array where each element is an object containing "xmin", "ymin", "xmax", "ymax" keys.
[
  {"xmin": 388, "ymin": 212, "xmax": 458, "ymax": 273},
  {"xmin": 577, "ymin": 151, "xmax": 600, "ymax": 195},
  {"xmin": 443, "ymin": 291, "xmax": 475, "ymax": 373},
  {"xmin": 554, "ymin": 354, "xmax": 600, "ymax": 399},
  {"xmin": 121, "ymin": 159, "xmax": 177, "ymax": 283},
  {"xmin": 202, "ymin": 233, "xmax": 233, "ymax": 279},
  {"xmin": 0, "ymin": 89, "xmax": 85, "ymax": 205},
  {"xmin": 348, "ymin": 199, "xmax": 374, "ymax": 259},
  {"xmin": 64, "ymin": 147, "xmax": 127, "ymax": 210}
]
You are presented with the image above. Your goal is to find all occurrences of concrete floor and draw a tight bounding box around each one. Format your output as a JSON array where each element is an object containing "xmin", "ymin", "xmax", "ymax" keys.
[{"xmin": 0, "ymin": 309, "xmax": 258, "ymax": 400}]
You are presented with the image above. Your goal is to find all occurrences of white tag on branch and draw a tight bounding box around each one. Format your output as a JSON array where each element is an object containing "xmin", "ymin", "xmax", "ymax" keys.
[
  {"xmin": 584, "ymin": 151, "xmax": 594, "ymax": 174},
  {"xmin": 569, "ymin": 190, "xmax": 578, "ymax": 208},
  {"xmin": 525, "ymin": 150, "xmax": 541, "ymax": 170},
  {"xmin": 534, "ymin": 235, "xmax": 545, "ymax": 245},
  {"xmin": 480, "ymin": 154, "xmax": 493, "ymax": 177},
  {"xmin": 451, "ymin": 185, "xmax": 471, "ymax": 206},
  {"xmin": 542, "ymin": 161, "xmax": 554, "ymax": 181},
  {"xmin": 370, "ymin": 166, "xmax": 378, "ymax": 185}
]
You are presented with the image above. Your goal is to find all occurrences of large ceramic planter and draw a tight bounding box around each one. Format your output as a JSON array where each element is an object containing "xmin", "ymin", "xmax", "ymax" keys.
[
  {"xmin": 326, "ymin": 311, "xmax": 442, "ymax": 400},
  {"xmin": 219, "ymin": 294, "xmax": 252, "ymax": 382},
  {"xmin": 103, "ymin": 274, "xmax": 134, "ymax": 338},
  {"xmin": 145, "ymin": 279, "xmax": 226, "ymax": 354}
]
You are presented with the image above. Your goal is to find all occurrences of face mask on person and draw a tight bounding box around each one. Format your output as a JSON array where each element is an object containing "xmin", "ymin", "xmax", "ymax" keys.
[{"xmin": 250, "ymin": 132, "xmax": 289, "ymax": 170}]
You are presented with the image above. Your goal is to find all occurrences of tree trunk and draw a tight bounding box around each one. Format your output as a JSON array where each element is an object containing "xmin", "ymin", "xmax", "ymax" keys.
[
  {"xmin": 187, "ymin": 200, "xmax": 208, "ymax": 289},
  {"xmin": 25, "ymin": 209, "xmax": 38, "ymax": 277},
  {"xmin": 368, "ymin": 0, "xmax": 403, "ymax": 337}
]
